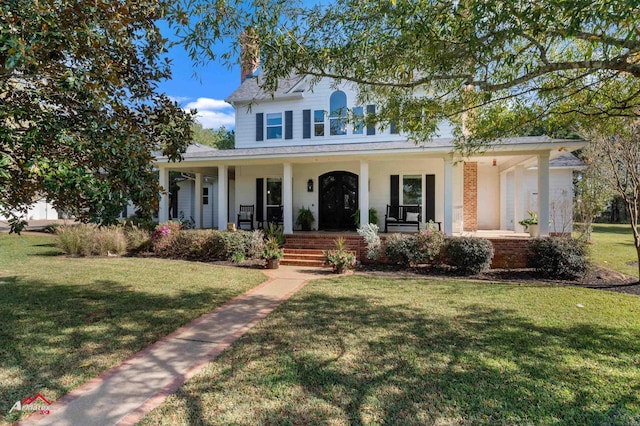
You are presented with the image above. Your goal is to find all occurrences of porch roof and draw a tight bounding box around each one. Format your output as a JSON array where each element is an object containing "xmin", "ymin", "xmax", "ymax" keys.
[{"xmin": 156, "ymin": 137, "xmax": 585, "ymax": 164}]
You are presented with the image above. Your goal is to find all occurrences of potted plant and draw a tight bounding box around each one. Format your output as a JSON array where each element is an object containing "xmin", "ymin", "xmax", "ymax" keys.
[
  {"xmin": 261, "ymin": 236, "xmax": 284, "ymax": 269},
  {"xmin": 296, "ymin": 206, "xmax": 315, "ymax": 231},
  {"xmin": 323, "ymin": 237, "xmax": 357, "ymax": 274},
  {"xmin": 519, "ymin": 210, "xmax": 539, "ymax": 237},
  {"xmin": 353, "ymin": 208, "xmax": 379, "ymax": 227}
]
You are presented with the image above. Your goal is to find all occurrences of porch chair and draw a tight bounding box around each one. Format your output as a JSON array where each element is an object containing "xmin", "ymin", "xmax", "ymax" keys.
[{"xmin": 237, "ymin": 205, "xmax": 255, "ymax": 230}]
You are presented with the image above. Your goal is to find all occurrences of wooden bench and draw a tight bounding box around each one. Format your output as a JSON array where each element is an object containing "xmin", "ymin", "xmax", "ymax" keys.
[{"xmin": 384, "ymin": 205, "xmax": 421, "ymax": 233}]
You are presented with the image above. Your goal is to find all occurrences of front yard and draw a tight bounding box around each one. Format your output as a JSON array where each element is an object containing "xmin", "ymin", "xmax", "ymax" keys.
[
  {"xmin": 141, "ymin": 276, "xmax": 640, "ymax": 425},
  {"xmin": 0, "ymin": 234, "xmax": 266, "ymax": 424},
  {"xmin": 589, "ymin": 223, "xmax": 640, "ymax": 278}
]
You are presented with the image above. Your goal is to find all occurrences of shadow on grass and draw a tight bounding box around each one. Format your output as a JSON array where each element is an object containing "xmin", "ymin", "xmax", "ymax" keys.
[
  {"xmin": 164, "ymin": 286, "xmax": 640, "ymax": 425},
  {"xmin": 0, "ymin": 274, "xmax": 246, "ymax": 424}
]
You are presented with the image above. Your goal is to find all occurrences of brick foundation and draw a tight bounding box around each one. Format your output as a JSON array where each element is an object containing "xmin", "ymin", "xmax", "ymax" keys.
[
  {"xmin": 463, "ymin": 162, "xmax": 478, "ymax": 231},
  {"xmin": 285, "ymin": 233, "xmax": 533, "ymax": 269}
]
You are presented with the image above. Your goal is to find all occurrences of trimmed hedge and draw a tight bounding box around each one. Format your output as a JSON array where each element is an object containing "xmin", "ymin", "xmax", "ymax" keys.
[
  {"xmin": 384, "ymin": 229, "xmax": 446, "ymax": 266},
  {"xmin": 529, "ymin": 237, "xmax": 589, "ymax": 280},
  {"xmin": 443, "ymin": 237, "xmax": 494, "ymax": 275}
]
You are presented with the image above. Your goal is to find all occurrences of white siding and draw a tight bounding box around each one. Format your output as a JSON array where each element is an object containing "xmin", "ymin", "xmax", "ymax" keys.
[{"xmin": 234, "ymin": 78, "xmax": 454, "ymax": 148}]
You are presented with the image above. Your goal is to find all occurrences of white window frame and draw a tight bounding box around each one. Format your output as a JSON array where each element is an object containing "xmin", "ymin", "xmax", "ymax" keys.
[{"xmin": 266, "ymin": 112, "xmax": 283, "ymax": 140}]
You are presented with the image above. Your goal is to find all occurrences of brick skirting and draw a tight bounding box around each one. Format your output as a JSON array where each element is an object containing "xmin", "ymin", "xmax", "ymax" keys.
[{"xmin": 285, "ymin": 233, "xmax": 533, "ymax": 269}]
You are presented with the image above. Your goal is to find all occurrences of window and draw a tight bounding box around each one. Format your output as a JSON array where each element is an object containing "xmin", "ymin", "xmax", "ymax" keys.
[
  {"xmin": 329, "ymin": 91, "xmax": 347, "ymax": 135},
  {"xmin": 314, "ymin": 110, "xmax": 324, "ymax": 136},
  {"xmin": 403, "ymin": 175, "xmax": 422, "ymax": 205},
  {"xmin": 353, "ymin": 106, "xmax": 364, "ymax": 135},
  {"xmin": 202, "ymin": 187, "xmax": 209, "ymax": 205},
  {"xmin": 266, "ymin": 178, "xmax": 282, "ymax": 206},
  {"xmin": 266, "ymin": 113, "xmax": 282, "ymax": 139}
]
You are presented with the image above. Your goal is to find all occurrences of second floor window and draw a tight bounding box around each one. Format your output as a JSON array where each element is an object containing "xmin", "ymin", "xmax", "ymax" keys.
[
  {"xmin": 266, "ymin": 113, "xmax": 282, "ymax": 139},
  {"xmin": 314, "ymin": 110, "xmax": 324, "ymax": 136},
  {"xmin": 329, "ymin": 91, "xmax": 347, "ymax": 136},
  {"xmin": 353, "ymin": 106, "xmax": 364, "ymax": 135}
]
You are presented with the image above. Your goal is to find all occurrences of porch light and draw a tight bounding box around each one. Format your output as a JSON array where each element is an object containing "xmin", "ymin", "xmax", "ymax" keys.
[
  {"xmin": 307, "ymin": 179, "xmax": 314, "ymax": 192},
  {"xmin": 492, "ymin": 159, "xmax": 497, "ymax": 167}
]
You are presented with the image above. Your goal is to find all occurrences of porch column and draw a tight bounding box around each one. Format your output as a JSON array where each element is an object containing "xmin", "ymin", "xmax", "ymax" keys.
[
  {"xmin": 217, "ymin": 165, "xmax": 228, "ymax": 230},
  {"xmin": 194, "ymin": 172, "xmax": 203, "ymax": 229},
  {"xmin": 444, "ymin": 158, "xmax": 454, "ymax": 235},
  {"xmin": 283, "ymin": 163, "xmax": 293, "ymax": 234},
  {"xmin": 158, "ymin": 166, "xmax": 169, "ymax": 223},
  {"xmin": 359, "ymin": 160, "xmax": 369, "ymax": 228},
  {"xmin": 538, "ymin": 152, "xmax": 550, "ymax": 236},
  {"xmin": 514, "ymin": 165, "xmax": 525, "ymax": 233}
]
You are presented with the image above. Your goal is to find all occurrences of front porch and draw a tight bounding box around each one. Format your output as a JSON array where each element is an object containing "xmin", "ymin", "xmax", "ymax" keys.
[{"xmin": 156, "ymin": 145, "xmax": 574, "ymax": 239}]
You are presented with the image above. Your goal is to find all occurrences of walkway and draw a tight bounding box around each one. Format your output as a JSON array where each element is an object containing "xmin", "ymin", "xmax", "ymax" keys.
[{"xmin": 19, "ymin": 265, "xmax": 332, "ymax": 426}]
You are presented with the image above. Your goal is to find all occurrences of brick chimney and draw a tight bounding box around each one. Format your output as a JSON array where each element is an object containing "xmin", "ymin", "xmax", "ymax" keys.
[{"xmin": 240, "ymin": 28, "xmax": 260, "ymax": 83}]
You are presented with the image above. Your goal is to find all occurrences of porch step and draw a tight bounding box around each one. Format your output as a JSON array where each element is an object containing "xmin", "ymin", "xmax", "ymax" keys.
[{"xmin": 281, "ymin": 248, "xmax": 325, "ymax": 267}]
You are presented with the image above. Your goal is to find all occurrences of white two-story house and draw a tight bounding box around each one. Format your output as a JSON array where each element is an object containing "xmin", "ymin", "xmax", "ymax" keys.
[{"xmin": 155, "ymin": 70, "xmax": 585, "ymax": 236}]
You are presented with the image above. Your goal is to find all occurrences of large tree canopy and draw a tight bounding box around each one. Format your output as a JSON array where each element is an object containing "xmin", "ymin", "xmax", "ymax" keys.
[
  {"xmin": 1, "ymin": 1, "xmax": 194, "ymax": 232},
  {"xmin": 169, "ymin": 0, "xmax": 639, "ymax": 146}
]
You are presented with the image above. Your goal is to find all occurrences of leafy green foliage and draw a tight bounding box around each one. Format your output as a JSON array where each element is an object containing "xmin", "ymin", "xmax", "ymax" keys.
[
  {"xmin": 191, "ymin": 123, "xmax": 235, "ymax": 149},
  {"xmin": 168, "ymin": 0, "xmax": 640, "ymax": 149},
  {"xmin": 529, "ymin": 237, "xmax": 590, "ymax": 280},
  {"xmin": 443, "ymin": 237, "xmax": 494, "ymax": 275},
  {"xmin": 384, "ymin": 228, "xmax": 446, "ymax": 267},
  {"xmin": 0, "ymin": 1, "xmax": 194, "ymax": 232}
]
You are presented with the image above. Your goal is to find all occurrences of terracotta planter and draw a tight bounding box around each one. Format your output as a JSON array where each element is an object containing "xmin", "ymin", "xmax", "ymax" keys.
[{"xmin": 265, "ymin": 259, "xmax": 280, "ymax": 269}]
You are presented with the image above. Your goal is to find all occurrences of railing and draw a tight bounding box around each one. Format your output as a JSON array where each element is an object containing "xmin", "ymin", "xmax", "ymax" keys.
[{"xmin": 453, "ymin": 205, "xmax": 464, "ymax": 233}]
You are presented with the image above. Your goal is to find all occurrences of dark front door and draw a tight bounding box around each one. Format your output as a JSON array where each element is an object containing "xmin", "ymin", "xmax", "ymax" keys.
[{"xmin": 319, "ymin": 171, "xmax": 358, "ymax": 230}]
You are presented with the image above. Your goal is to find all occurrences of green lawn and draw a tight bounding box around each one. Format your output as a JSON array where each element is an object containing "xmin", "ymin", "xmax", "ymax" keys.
[
  {"xmin": 142, "ymin": 275, "xmax": 640, "ymax": 425},
  {"xmin": 0, "ymin": 234, "xmax": 266, "ymax": 424},
  {"xmin": 589, "ymin": 223, "xmax": 639, "ymax": 278}
]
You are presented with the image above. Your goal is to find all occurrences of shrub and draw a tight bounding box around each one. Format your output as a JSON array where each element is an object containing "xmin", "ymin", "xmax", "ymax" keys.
[
  {"xmin": 357, "ymin": 223, "xmax": 382, "ymax": 260},
  {"xmin": 124, "ymin": 226, "xmax": 152, "ymax": 253},
  {"xmin": 124, "ymin": 215, "xmax": 158, "ymax": 231},
  {"xmin": 383, "ymin": 228, "xmax": 446, "ymax": 267},
  {"xmin": 243, "ymin": 230, "xmax": 265, "ymax": 259},
  {"xmin": 411, "ymin": 227, "xmax": 446, "ymax": 265},
  {"xmin": 152, "ymin": 221, "xmax": 181, "ymax": 256},
  {"xmin": 323, "ymin": 237, "xmax": 356, "ymax": 273},
  {"xmin": 56, "ymin": 224, "xmax": 127, "ymax": 256},
  {"xmin": 444, "ymin": 237, "xmax": 494, "ymax": 275},
  {"xmin": 55, "ymin": 224, "xmax": 94, "ymax": 256},
  {"xmin": 529, "ymin": 237, "xmax": 589, "ymax": 280},
  {"xmin": 92, "ymin": 226, "xmax": 127, "ymax": 256},
  {"xmin": 263, "ymin": 223, "xmax": 285, "ymax": 247}
]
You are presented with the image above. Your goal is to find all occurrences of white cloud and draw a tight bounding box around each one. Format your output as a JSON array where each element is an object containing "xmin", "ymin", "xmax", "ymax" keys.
[
  {"xmin": 168, "ymin": 95, "xmax": 192, "ymax": 104},
  {"xmin": 182, "ymin": 97, "xmax": 235, "ymax": 129}
]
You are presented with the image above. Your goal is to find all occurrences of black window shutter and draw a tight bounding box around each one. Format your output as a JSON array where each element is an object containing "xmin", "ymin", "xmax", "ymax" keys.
[
  {"xmin": 303, "ymin": 109, "xmax": 311, "ymax": 139},
  {"xmin": 285, "ymin": 110, "xmax": 293, "ymax": 139},
  {"xmin": 390, "ymin": 120, "xmax": 398, "ymax": 134},
  {"xmin": 256, "ymin": 113, "xmax": 264, "ymax": 141},
  {"xmin": 390, "ymin": 174, "xmax": 400, "ymax": 219},
  {"xmin": 366, "ymin": 105, "xmax": 376, "ymax": 135},
  {"xmin": 426, "ymin": 174, "xmax": 435, "ymax": 222},
  {"xmin": 256, "ymin": 178, "xmax": 264, "ymax": 221}
]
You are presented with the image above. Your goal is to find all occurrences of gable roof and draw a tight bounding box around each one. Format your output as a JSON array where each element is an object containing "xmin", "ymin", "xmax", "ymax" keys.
[{"xmin": 225, "ymin": 74, "xmax": 305, "ymax": 103}]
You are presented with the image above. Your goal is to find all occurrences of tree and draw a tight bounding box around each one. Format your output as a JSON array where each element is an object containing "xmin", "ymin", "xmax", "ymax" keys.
[
  {"xmin": 1, "ymin": 1, "xmax": 194, "ymax": 233},
  {"xmin": 191, "ymin": 123, "xmax": 235, "ymax": 149},
  {"xmin": 168, "ymin": 0, "xmax": 639, "ymax": 148},
  {"xmin": 573, "ymin": 148, "xmax": 615, "ymax": 242},
  {"xmin": 582, "ymin": 119, "xmax": 640, "ymax": 281}
]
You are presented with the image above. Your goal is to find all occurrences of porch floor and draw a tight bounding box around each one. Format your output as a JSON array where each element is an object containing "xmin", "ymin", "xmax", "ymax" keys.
[{"xmin": 284, "ymin": 229, "xmax": 532, "ymax": 239}]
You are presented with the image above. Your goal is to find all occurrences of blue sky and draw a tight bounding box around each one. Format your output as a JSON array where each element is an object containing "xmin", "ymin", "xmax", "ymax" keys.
[{"xmin": 156, "ymin": 23, "xmax": 240, "ymax": 130}]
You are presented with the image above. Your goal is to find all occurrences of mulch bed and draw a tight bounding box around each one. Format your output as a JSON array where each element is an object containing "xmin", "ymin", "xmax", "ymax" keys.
[{"xmin": 356, "ymin": 263, "xmax": 640, "ymax": 296}]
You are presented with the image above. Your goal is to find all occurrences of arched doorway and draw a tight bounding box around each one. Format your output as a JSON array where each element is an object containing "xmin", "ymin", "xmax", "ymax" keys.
[{"xmin": 318, "ymin": 171, "xmax": 358, "ymax": 231}]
